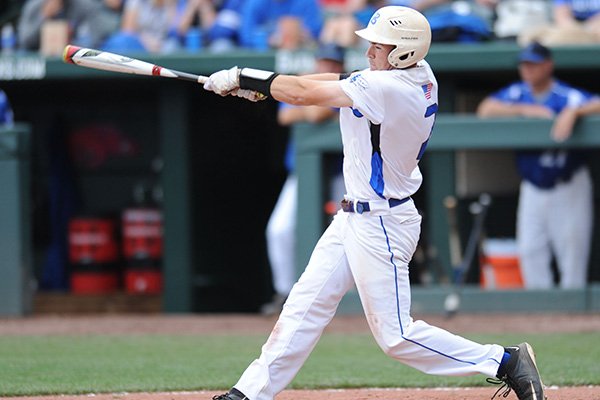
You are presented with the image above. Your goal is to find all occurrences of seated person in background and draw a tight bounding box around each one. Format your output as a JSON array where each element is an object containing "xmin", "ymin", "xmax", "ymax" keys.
[
  {"xmin": 320, "ymin": 0, "xmax": 492, "ymax": 47},
  {"xmin": 239, "ymin": 0, "xmax": 323, "ymax": 50},
  {"xmin": 477, "ymin": 42, "xmax": 600, "ymax": 290},
  {"xmin": 262, "ymin": 42, "xmax": 346, "ymax": 315},
  {"xmin": 519, "ymin": 0, "xmax": 600, "ymax": 45},
  {"xmin": 101, "ymin": 0, "xmax": 125, "ymax": 36},
  {"xmin": 18, "ymin": 0, "xmax": 118, "ymax": 52},
  {"xmin": 319, "ymin": 0, "xmax": 381, "ymax": 47},
  {"xmin": 487, "ymin": 0, "xmax": 552, "ymax": 41},
  {"xmin": 174, "ymin": 0, "xmax": 216, "ymax": 50},
  {"xmin": 101, "ymin": 0, "xmax": 181, "ymax": 53},
  {"xmin": 205, "ymin": 0, "xmax": 243, "ymax": 51}
]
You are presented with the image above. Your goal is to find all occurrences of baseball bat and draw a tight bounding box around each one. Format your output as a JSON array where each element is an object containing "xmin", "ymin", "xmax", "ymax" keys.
[
  {"xmin": 62, "ymin": 45, "xmax": 209, "ymax": 84},
  {"xmin": 444, "ymin": 193, "xmax": 492, "ymax": 317},
  {"xmin": 443, "ymin": 195, "xmax": 462, "ymax": 270}
]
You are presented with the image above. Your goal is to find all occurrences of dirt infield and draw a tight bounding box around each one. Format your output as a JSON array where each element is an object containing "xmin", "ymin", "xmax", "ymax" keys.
[
  {"xmin": 2, "ymin": 313, "xmax": 600, "ymax": 400},
  {"xmin": 5, "ymin": 387, "xmax": 600, "ymax": 400},
  {"xmin": 3, "ymin": 312, "xmax": 600, "ymax": 335}
]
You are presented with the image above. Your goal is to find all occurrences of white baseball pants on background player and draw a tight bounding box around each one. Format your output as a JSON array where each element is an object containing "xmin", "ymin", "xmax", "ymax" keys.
[
  {"xmin": 517, "ymin": 166, "xmax": 593, "ymax": 289},
  {"xmin": 266, "ymin": 175, "xmax": 298, "ymax": 297},
  {"xmin": 236, "ymin": 200, "xmax": 505, "ymax": 400}
]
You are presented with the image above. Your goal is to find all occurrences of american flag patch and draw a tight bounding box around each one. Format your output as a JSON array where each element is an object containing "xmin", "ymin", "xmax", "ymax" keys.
[{"xmin": 422, "ymin": 83, "xmax": 432, "ymax": 99}]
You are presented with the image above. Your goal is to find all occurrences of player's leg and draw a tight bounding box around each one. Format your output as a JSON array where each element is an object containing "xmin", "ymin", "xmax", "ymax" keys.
[
  {"xmin": 516, "ymin": 180, "xmax": 554, "ymax": 289},
  {"xmin": 344, "ymin": 202, "xmax": 504, "ymax": 377},
  {"xmin": 233, "ymin": 211, "xmax": 355, "ymax": 400},
  {"xmin": 549, "ymin": 167, "xmax": 593, "ymax": 289},
  {"xmin": 264, "ymin": 175, "xmax": 298, "ymax": 309}
]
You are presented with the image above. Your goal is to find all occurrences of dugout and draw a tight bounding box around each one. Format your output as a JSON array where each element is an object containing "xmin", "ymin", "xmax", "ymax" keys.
[{"xmin": 2, "ymin": 42, "xmax": 600, "ymax": 315}]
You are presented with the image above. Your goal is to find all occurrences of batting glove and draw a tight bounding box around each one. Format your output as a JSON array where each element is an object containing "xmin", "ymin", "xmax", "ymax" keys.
[
  {"xmin": 203, "ymin": 66, "xmax": 240, "ymax": 96},
  {"xmin": 231, "ymin": 89, "xmax": 266, "ymax": 102}
]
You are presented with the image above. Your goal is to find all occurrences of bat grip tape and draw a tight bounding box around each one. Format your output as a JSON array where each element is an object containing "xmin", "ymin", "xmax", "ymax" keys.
[{"xmin": 239, "ymin": 68, "xmax": 279, "ymax": 97}]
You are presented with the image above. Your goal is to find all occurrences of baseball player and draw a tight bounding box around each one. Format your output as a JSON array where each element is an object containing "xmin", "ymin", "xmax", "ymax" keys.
[
  {"xmin": 203, "ymin": 6, "xmax": 545, "ymax": 400},
  {"xmin": 477, "ymin": 42, "xmax": 600, "ymax": 290}
]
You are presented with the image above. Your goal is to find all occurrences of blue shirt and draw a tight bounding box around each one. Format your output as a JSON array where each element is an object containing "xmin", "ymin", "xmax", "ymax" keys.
[
  {"xmin": 239, "ymin": 0, "xmax": 323, "ymax": 49},
  {"xmin": 207, "ymin": 0, "xmax": 243, "ymax": 43},
  {"xmin": 0, "ymin": 90, "xmax": 13, "ymax": 125},
  {"xmin": 554, "ymin": 0, "xmax": 600, "ymax": 21},
  {"xmin": 491, "ymin": 79, "xmax": 599, "ymax": 188}
]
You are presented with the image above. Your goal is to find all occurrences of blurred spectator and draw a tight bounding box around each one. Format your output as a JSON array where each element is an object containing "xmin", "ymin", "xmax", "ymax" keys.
[
  {"xmin": 174, "ymin": 0, "xmax": 216, "ymax": 50},
  {"xmin": 423, "ymin": 0, "xmax": 492, "ymax": 42},
  {"xmin": 487, "ymin": 0, "xmax": 551, "ymax": 41},
  {"xmin": 205, "ymin": 0, "xmax": 243, "ymax": 51},
  {"xmin": 17, "ymin": 0, "xmax": 118, "ymax": 52},
  {"xmin": 239, "ymin": 0, "xmax": 323, "ymax": 50},
  {"xmin": 101, "ymin": 0, "xmax": 181, "ymax": 54},
  {"xmin": 319, "ymin": 0, "xmax": 380, "ymax": 47},
  {"xmin": 101, "ymin": 0, "xmax": 125, "ymax": 35},
  {"xmin": 519, "ymin": 0, "xmax": 600, "ymax": 46},
  {"xmin": 476, "ymin": 42, "xmax": 600, "ymax": 289},
  {"xmin": 262, "ymin": 42, "xmax": 345, "ymax": 315},
  {"xmin": 321, "ymin": 0, "xmax": 493, "ymax": 47},
  {"xmin": 0, "ymin": 89, "xmax": 14, "ymax": 126}
]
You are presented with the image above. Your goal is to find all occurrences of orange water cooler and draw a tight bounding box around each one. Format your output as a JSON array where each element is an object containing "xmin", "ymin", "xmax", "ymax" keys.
[{"xmin": 480, "ymin": 238, "xmax": 524, "ymax": 289}]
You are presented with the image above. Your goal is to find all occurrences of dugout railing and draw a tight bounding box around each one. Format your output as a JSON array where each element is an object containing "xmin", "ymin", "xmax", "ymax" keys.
[{"xmin": 2, "ymin": 42, "xmax": 600, "ymax": 314}]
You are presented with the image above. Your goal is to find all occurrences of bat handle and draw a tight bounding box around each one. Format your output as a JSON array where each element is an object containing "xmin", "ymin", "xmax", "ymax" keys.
[{"xmin": 197, "ymin": 75, "xmax": 208, "ymax": 84}]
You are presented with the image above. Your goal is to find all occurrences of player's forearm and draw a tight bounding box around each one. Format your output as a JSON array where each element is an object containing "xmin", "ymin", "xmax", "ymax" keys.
[
  {"xmin": 303, "ymin": 106, "xmax": 336, "ymax": 123},
  {"xmin": 273, "ymin": 75, "xmax": 353, "ymax": 108},
  {"xmin": 272, "ymin": 76, "xmax": 315, "ymax": 105},
  {"xmin": 573, "ymin": 99, "xmax": 600, "ymax": 117},
  {"xmin": 278, "ymin": 105, "xmax": 335, "ymax": 125},
  {"xmin": 278, "ymin": 106, "xmax": 307, "ymax": 125},
  {"xmin": 476, "ymin": 98, "xmax": 522, "ymax": 117},
  {"xmin": 300, "ymin": 72, "xmax": 345, "ymax": 81},
  {"xmin": 554, "ymin": 4, "xmax": 579, "ymax": 27}
]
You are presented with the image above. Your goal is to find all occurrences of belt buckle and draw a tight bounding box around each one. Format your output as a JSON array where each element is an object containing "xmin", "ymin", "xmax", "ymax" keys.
[{"xmin": 356, "ymin": 202, "xmax": 365, "ymax": 214}]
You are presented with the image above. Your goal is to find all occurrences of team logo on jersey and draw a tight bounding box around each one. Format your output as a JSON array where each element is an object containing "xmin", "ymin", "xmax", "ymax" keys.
[
  {"xmin": 349, "ymin": 73, "xmax": 368, "ymax": 90},
  {"xmin": 422, "ymin": 82, "xmax": 433, "ymax": 99}
]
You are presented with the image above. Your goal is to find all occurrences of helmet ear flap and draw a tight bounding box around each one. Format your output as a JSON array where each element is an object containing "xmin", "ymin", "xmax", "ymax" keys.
[{"xmin": 387, "ymin": 47, "xmax": 416, "ymax": 69}]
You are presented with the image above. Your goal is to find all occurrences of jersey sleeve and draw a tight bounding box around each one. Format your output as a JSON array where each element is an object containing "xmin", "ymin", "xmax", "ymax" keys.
[
  {"xmin": 339, "ymin": 71, "xmax": 385, "ymax": 124},
  {"xmin": 567, "ymin": 87, "xmax": 600, "ymax": 108},
  {"xmin": 491, "ymin": 83, "xmax": 521, "ymax": 103}
]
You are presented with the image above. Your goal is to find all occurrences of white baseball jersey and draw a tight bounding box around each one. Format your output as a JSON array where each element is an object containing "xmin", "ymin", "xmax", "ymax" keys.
[
  {"xmin": 339, "ymin": 61, "xmax": 436, "ymax": 201},
  {"xmin": 233, "ymin": 61, "xmax": 505, "ymax": 400}
]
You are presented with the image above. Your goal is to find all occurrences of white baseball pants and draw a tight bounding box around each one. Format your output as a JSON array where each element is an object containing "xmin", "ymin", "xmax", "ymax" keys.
[
  {"xmin": 517, "ymin": 166, "xmax": 593, "ymax": 289},
  {"xmin": 236, "ymin": 200, "xmax": 504, "ymax": 400},
  {"xmin": 266, "ymin": 175, "xmax": 298, "ymax": 296}
]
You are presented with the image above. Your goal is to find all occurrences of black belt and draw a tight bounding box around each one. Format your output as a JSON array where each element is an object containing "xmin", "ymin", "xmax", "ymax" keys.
[{"xmin": 340, "ymin": 197, "xmax": 410, "ymax": 214}]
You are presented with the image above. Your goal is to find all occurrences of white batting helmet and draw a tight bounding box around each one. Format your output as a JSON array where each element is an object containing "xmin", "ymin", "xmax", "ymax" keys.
[{"xmin": 355, "ymin": 6, "xmax": 431, "ymax": 69}]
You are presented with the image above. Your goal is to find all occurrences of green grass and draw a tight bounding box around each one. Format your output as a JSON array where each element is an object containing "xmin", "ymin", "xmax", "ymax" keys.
[{"xmin": 0, "ymin": 333, "xmax": 598, "ymax": 396}]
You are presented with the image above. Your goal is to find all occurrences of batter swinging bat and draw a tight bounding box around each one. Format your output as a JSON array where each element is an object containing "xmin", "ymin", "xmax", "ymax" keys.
[{"xmin": 62, "ymin": 45, "xmax": 209, "ymax": 84}]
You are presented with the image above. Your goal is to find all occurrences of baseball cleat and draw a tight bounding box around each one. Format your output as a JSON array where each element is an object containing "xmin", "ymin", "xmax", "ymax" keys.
[
  {"xmin": 212, "ymin": 388, "xmax": 250, "ymax": 400},
  {"xmin": 490, "ymin": 342, "xmax": 546, "ymax": 400}
]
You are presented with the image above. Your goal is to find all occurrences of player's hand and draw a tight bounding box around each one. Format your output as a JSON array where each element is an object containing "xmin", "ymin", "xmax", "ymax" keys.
[
  {"xmin": 231, "ymin": 89, "xmax": 266, "ymax": 102},
  {"xmin": 203, "ymin": 66, "xmax": 240, "ymax": 96},
  {"xmin": 551, "ymin": 107, "xmax": 578, "ymax": 142}
]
